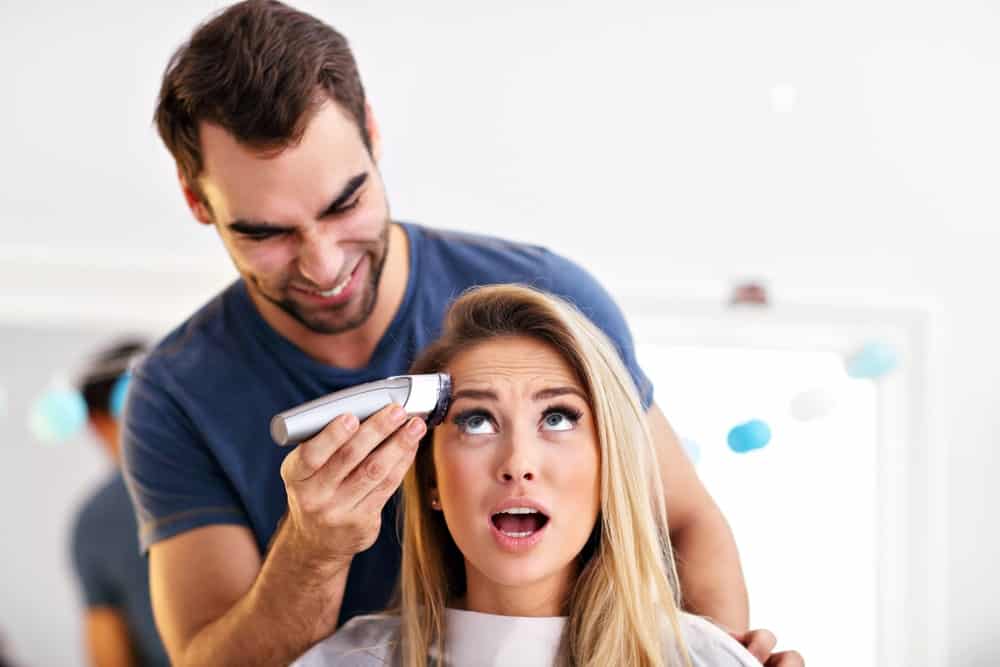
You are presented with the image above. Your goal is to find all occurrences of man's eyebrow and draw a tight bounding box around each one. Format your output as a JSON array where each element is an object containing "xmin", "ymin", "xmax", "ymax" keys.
[
  {"xmin": 318, "ymin": 172, "xmax": 368, "ymax": 218},
  {"xmin": 226, "ymin": 172, "xmax": 369, "ymax": 234},
  {"xmin": 228, "ymin": 219, "xmax": 294, "ymax": 235},
  {"xmin": 532, "ymin": 387, "xmax": 587, "ymax": 401}
]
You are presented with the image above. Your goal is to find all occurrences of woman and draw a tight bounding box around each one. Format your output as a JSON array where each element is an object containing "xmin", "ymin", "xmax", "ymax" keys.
[{"xmin": 294, "ymin": 284, "xmax": 761, "ymax": 666}]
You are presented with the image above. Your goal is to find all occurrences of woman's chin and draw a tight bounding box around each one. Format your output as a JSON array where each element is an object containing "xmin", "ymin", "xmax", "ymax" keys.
[{"xmin": 471, "ymin": 555, "xmax": 572, "ymax": 595}]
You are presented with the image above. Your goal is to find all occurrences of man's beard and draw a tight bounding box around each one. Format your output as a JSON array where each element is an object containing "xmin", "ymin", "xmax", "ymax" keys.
[{"xmin": 259, "ymin": 223, "xmax": 391, "ymax": 335}]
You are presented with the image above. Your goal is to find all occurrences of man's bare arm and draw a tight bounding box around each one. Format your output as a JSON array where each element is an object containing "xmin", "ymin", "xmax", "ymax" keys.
[
  {"xmin": 648, "ymin": 403, "xmax": 750, "ymax": 631},
  {"xmin": 150, "ymin": 406, "xmax": 425, "ymax": 666},
  {"xmin": 150, "ymin": 523, "xmax": 350, "ymax": 667}
]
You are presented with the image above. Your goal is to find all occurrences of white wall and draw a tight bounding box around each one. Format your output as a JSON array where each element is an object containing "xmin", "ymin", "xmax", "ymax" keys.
[{"xmin": 3, "ymin": 1, "xmax": 998, "ymax": 664}]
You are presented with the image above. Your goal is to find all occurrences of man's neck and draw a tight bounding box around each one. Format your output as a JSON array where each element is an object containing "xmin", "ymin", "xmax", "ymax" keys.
[{"xmin": 251, "ymin": 222, "xmax": 410, "ymax": 369}]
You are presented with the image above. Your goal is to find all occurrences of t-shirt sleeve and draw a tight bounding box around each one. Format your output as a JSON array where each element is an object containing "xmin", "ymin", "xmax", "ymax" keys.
[
  {"xmin": 121, "ymin": 366, "xmax": 250, "ymax": 554},
  {"xmin": 70, "ymin": 512, "xmax": 116, "ymax": 608},
  {"xmin": 536, "ymin": 251, "xmax": 654, "ymax": 409}
]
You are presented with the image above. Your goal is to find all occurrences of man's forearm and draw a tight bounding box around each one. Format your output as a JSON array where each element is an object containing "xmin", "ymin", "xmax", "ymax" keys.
[
  {"xmin": 178, "ymin": 528, "xmax": 350, "ymax": 667},
  {"xmin": 671, "ymin": 505, "xmax": 749, "ymax": 631},
  {"xmin": 647, "ymin": 405, "xmax": 750, "ymax": 631}
]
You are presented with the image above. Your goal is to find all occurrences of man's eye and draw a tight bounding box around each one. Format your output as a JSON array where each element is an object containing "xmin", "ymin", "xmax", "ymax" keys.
[{"xmin": 241, "ymin": 230, "xmax": 286, "ymax": 241}]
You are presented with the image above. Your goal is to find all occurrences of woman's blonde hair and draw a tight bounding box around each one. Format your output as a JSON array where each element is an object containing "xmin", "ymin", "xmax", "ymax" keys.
[{"xmin": 399, "ymin": 284, "xmax": 691, "ymax": 667}]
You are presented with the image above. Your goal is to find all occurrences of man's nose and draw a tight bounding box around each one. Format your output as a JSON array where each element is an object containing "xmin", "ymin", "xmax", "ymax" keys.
[{"xmin": 297, "ymin": 227, "xmax": 344, "ymax": 288}]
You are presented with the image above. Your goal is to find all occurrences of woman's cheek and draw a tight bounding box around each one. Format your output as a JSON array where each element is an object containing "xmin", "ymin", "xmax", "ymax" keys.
[
  {"xmin": 436, "ymin": 444, "xmax": 482, "ymax": 510},
  {"xmin": 557, "ymin": 445, "xmax": 601, "ymax": 515}
]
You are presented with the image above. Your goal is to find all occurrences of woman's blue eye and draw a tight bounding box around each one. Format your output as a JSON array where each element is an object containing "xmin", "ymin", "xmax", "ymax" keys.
[
  {"xmin": 542, "ymin": 411, "xmax": 576, "ymax": 431},
  {"xmin": 456, "ymin": 413, "xmax": 496, "ymax": 435}
]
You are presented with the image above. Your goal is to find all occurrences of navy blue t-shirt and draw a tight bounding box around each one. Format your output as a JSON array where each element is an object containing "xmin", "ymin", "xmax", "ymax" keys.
[
  {"xmin": 71, "ymin": 472, "xmax": 170, "ymax": 666},
  {"xmin": 121, "ymin": 223, "xmax": 652, "ymax": 626}
]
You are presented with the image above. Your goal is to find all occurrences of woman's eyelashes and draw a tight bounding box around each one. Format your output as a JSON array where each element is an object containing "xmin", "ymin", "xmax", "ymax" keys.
[
  {"xmin": 540, "ymin": 405, "xmax": 583, "ymax": 431},
  {"xmin": 452, "ymin": 409, "xmax": 497, "ymax": 435},
  {"xmin": 451, "ymin": 404, "xmax": 584, "ymax": 436}
]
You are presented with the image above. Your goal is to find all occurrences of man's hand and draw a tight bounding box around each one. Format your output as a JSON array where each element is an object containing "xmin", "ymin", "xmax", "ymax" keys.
[
  {"xmin": 730, "ymin": 629, "xmax": 805, "ymax": 666},
  {"xmin": 149, "ymin": 404, "xmax": 427, "ymax": 666},
  {"xmin": 279, "ymin": 403, "xmax": 426, "ymax": 565}
]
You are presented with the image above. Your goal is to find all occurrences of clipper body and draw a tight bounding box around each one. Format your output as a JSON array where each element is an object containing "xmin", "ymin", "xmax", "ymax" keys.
[{"xmin": 270, "ymin": 373, "xmax": 451, "ymax": 446}]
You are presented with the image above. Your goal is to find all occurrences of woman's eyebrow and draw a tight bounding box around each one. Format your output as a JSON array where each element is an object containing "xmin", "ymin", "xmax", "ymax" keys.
[
  {"xmin": 451, "ymin": 388, "xmax": 498, "ymax": 401},
  {"xmin": 532, "ymin": 387, "xmax": 586, "ymax": 401}
]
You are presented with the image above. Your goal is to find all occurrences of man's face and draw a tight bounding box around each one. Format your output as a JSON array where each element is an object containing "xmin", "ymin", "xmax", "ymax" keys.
[{"xmin": 192, "ymin": 101, "xmax": 390, "ymax": 335}]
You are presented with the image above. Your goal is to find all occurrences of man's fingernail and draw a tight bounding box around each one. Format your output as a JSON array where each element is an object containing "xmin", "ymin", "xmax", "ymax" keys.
[
  {"xmin": 391, "ymin": 405, "xmax": 406, "ymax": 421},
  {"xmin": 408, "ymin": 418, "xmax": 426, "ymax": 436},
  {"xmin": 344, "ymin": 414, "xmax": 359, "ymax": 431}
]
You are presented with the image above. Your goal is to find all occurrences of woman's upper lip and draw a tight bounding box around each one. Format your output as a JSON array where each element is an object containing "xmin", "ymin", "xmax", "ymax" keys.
[{"xmin": 489, "ymin": 497, "xmax": 551, "ymax": 518}]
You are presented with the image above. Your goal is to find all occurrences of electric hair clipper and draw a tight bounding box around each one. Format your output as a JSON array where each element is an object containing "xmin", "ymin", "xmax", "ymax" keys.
[{"xmin": 270, "ymin": 373, "xmax": 452, "ymax": 446}]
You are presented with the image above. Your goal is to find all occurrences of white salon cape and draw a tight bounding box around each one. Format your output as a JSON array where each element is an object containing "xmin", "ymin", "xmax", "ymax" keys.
[{"xmin": 292, "ymin": 608, "xmax": 760, "ymax": 666}]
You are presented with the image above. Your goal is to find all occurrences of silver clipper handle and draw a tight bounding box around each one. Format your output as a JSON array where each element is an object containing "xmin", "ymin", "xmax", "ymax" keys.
[{"xmin": 270, "ymin": 373, "xmax": 451, "ymax": 446}]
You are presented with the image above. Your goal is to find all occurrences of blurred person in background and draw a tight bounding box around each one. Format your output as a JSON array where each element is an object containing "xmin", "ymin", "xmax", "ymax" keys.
[{"xmin": 70, "ymin": 339, "xmax": 169, "ymax": 667}]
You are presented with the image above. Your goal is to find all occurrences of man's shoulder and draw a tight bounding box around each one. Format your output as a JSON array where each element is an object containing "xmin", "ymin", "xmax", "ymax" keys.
[
  {"xmin": 411, "ymin": 223, "xmax": 552, "ymax": 276},
  {"xmin": 408, "ymin": 223, "xmax": 596, "ymax": 291},
  {"xmin": 413, "ymin": 223, "xmax": 547, "ymax": 255},
  {"xmin": 134, "ymin": 279, "xmax": 246, "ymax": 385}
]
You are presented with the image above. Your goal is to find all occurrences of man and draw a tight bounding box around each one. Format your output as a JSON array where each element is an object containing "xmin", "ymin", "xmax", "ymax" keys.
[
  {"xmin": 123, "ymin": 1, "xmax": 801, "ymax": 665},
  {"xmin": 70, "ymin": 340, "xmax": 170, "ymax": 667}
]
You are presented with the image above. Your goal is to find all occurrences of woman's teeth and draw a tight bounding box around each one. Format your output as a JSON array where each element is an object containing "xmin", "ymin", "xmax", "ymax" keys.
[{"xmin": 493, "ymin": 508, "xmax": 546, "ymax": 537}]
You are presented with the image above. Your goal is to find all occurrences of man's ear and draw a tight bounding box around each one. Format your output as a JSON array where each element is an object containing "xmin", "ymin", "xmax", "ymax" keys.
[
  {"xmin": 178, "ymin": 168, "xmax": 213, "ymax": 226},
  {"xmin": 365, "ymin": 103, "xmax": 382, "ymax": 163}
]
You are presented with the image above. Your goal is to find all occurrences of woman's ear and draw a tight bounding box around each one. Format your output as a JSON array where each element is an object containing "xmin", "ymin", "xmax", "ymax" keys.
[
  {"xmin": 428, "ymin": 475, "xmax": 442, "ymax": 510},
  {"xmin": 428, "ymin": 482, "xmax": 442, "ymax": 510}
]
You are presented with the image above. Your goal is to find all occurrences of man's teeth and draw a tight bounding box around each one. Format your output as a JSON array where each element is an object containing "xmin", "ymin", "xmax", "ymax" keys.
[
  {"xmin": 315, "ymin": 275, "xmax": 351, "ymax": 297},
  {"xmin": 502, "ymin": 531, "xmax": 534, "ymax": 538}
]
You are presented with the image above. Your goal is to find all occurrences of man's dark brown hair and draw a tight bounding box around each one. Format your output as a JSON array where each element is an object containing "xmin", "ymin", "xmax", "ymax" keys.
[{"xmin": 154, "ymin": 0, "xmax": 369, "ymax": 207}]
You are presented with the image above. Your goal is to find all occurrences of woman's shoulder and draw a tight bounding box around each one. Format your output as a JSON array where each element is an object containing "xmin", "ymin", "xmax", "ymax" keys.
[
  {"xmin": 675, "ymin": 612, "xmax": 761, "ymax": 667},
  {"xmin": 291, "ymin": 614, "xmax": 401, "ymax": 667}
]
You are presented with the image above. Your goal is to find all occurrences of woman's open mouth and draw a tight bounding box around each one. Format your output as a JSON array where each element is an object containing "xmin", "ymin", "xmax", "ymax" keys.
[{"xmin": 488, "ymin": 505, "xmax": 550, "ymax": 552}]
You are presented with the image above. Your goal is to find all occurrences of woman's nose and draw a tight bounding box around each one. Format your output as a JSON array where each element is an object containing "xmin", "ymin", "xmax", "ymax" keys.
[
  {"xmin": 500, "ymin": 468, "xmax": 534, "ymax": 482},
  {"xmin": 497, "ymin": 436, "xmax": 537, "ymax": 483},
  {"xmin": 297, "ymin": 227, "xmax": 344, "ymax": 287}
]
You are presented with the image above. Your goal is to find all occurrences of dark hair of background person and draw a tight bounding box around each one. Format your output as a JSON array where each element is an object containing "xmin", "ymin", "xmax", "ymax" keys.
[
  {"xmin": 153, "ymin": 0, "xmax": 370, "ymax": 209},
  {"xmin": 76, "ymin": 339, "xmax": 147, "ymax": 418}
]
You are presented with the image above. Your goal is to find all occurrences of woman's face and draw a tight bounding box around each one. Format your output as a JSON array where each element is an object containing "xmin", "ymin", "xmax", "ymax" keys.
[{"xmin": 430, "ymin": 335, "xmax": 601, "ymax": 614}]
